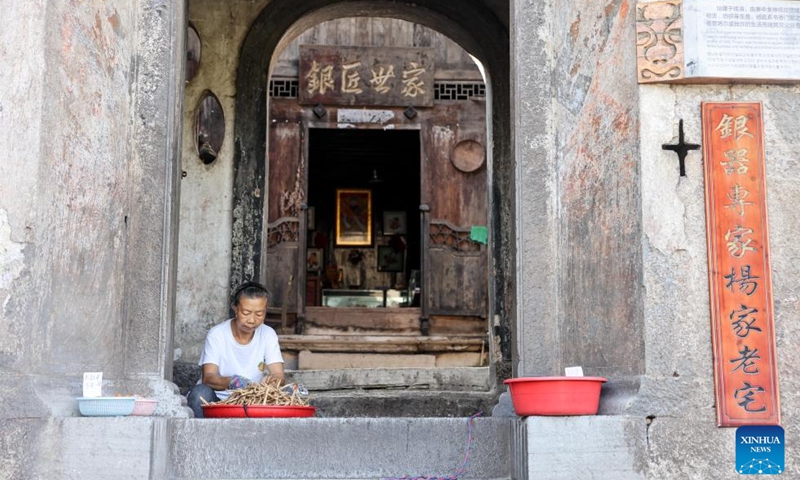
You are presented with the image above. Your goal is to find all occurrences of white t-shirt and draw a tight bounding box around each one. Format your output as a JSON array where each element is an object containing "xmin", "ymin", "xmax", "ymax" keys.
[{"xmin": 198, "ymin": 319, "xmax": 284, "ymax": 400}]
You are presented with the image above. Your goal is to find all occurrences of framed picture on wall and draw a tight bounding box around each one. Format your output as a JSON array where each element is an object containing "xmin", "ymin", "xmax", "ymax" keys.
[
  {"xmin": 383, "ymin": 211, "xmax": 407, "ymax": 235},
  {"xmin": 377, "ymin": 246, "xmax": 405, "ymax": 272},
  {"xmin": 336, "ymin": 189, "xmax": 372, "ymax": 246},
  {"xmin": 307, "ymin": 248, "xmax": 323, "ymax": 273}
]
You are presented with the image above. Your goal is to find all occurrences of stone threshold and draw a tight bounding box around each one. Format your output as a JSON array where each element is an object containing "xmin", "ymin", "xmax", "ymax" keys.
[
  {"xmin": 308, "ymin": 388, "xmax": 499, "ymax": 417},
  {"xmin": 288, "ymin": 366, "xmax": 491, "ymax": 391}
]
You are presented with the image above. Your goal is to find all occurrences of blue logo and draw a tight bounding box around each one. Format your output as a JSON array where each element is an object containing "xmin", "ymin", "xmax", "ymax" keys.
[{"xmin": 736, "ymin": 425, "xmax": 784, "ymax": 475}]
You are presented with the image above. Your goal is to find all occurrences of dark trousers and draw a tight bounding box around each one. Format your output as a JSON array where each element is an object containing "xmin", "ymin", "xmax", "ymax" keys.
[{"xmin": 186, "ymin": 383, "xmax": 220, "ymax": 418}]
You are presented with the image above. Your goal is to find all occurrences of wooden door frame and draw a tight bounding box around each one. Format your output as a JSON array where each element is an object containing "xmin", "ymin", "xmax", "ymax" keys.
[{"xmin": 295, "ymin": 121, "xmax": 424, "ymax": 332}]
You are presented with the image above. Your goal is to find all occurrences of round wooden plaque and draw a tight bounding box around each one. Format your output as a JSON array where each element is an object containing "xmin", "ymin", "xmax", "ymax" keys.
[{"xmin": 450, "ymin": 140, "xmax": 485, "ymax": 173}]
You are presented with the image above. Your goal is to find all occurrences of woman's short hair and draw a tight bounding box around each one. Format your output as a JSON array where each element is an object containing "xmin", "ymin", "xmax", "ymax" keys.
[{"xmin": 232, "ymin": 281, "xmax": 270, "ymax": 306}]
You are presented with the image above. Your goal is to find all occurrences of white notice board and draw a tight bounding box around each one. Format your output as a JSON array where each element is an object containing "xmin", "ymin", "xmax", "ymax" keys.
[{"xmin": 684, "ymin": 0, "xmax": 800, "ymax": 80}]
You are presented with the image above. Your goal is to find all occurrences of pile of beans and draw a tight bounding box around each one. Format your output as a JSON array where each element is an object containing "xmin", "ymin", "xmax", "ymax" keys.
[{"xmin": 203, "ymin": 378, "xmax": 310, "ymax": 406}]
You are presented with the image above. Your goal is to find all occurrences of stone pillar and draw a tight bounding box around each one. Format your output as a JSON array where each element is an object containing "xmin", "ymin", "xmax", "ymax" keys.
[
  {"xmin": 0, "ymin": 0, "xmax": 188, "ymax": 419},
  {"xmin": 551, "ymin": 1, "xmax": 645, "ymax": 383},
  {"xmin": 511, "ymin": 0, "xmax": 560, "ymax": 377},
  {"xmin": 511, "ymin": 0, "xmax": 645, "ymax": 385},
  {"xmin": 121, "ymin": 0, "xmax": 188, "ymax": 416}
]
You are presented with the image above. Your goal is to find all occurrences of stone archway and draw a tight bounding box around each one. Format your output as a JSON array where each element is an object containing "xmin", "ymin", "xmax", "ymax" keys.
[{"xmin": 228, "ymin": 0, "xmax": 516, "ymax": 366}]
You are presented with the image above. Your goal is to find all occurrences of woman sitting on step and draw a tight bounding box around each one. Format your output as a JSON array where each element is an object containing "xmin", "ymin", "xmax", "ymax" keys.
[{"xmin": 187, "ymin": 281, "xmax": 285, "ymax": 418}]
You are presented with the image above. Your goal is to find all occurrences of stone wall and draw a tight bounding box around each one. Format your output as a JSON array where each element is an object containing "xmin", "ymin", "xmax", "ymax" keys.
[
  {"xmin": 512, "ymin": 0, "xmax": 799, "ymax": 476},
  {"xmin": 635, "ymin": 83, "xmax": 800, "ymax": 477},
  {"xmin": 177, "ymin": 0, "xmax": 270, "ymax": 366}
]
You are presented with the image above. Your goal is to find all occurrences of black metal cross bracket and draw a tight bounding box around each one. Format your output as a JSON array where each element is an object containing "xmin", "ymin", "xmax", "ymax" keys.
[{"xmin": 662, "ymin": 119, "xmax": 701, "ymax": 177}]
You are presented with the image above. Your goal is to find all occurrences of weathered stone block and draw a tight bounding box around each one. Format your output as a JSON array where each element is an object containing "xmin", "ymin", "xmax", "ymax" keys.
[
  {"xmin": 0, "ymin": 419, "xmax": 47, "ymax": 480},
  {"xmin": 171, "ymin": 417, "xmax": 511, "ymax": 479},
  {"xmin": 646, "ymin": 416, "xmax": 738, "ymax": 480},
  {"xmin": 526, "ymin": 416, "xmax": 647, "ymax": 479},
  {"xmin": 10, "ymin": 418, "xmax": 164, "ymax": 480}
]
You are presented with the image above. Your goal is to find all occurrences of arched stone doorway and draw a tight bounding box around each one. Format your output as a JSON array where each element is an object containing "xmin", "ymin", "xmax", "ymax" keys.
[
  {"xmin": 227, "ymin": 1, "xmax": 514, "ymax": 377},
  {"xmin": 262, "ymin": 18, "xmax": 491, "ymax": 380},
  {"xmin": 177, "ymin": 0, "xmax": 647, "ymax": 416}
]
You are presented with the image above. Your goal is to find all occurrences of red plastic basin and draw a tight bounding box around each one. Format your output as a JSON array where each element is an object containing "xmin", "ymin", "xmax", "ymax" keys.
[
  {"xmin": 503, "ymin": 377, "xmax": 607, "ymax": 416},
  {"xmin": 244, "ymin": 405, "xmax": 316, "ymax": 418},
  {"xmin": 202, "ymin": 404, "xmax": 246, "ymax": 418},
  {"xmin": 201, "ymin": 404, "xmax": 316, "ymax": 418}
]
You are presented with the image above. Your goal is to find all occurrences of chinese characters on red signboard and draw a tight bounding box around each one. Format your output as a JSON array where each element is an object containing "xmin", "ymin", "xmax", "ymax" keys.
[
  {"xmin": 702, "ymin": 102, "xmax": 780, "ymax": 427},
  {"xmin": 298, "ymin": 45, "xmax": 435, "ymax": 107}
]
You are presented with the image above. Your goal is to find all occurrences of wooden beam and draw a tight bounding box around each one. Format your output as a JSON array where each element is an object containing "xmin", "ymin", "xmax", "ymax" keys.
[
  {"xmin": 280, "ymin": 334, "xmax": 484, "ymax": 353},
  {"xmin": 298, "ymin": 351, "xmax": 437, "ymax": 369},
  {"xmin": 304, "ymin": 307, "xmax": 420, "ymax": 331}
]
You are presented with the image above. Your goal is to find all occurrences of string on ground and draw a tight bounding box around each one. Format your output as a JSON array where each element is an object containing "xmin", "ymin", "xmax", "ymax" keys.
[{"xmin": 382, "ymin": 411, "xmax": 483, "ymax": 480}]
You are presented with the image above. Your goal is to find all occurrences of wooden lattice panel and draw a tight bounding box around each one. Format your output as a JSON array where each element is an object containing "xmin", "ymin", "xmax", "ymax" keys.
[
  {"xmin": 266, "ymin": 218, "xmax": 300, "ymax": 248},
  {"xmin": 429, "ymin": 221, "xmax": 481, "ymax": 254}
]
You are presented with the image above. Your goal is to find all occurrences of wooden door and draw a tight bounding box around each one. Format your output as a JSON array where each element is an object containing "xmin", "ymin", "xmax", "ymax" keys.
[
  {"xmin": 265, "ymin": 120, "xmax": 304, "ymax": 316},
  {"xmin": 421, "ymin": 120, "xmax": 488, "ymax": 319}
]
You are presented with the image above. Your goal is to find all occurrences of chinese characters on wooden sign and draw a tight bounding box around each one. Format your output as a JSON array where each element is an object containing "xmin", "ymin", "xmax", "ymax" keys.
[
  {"xmin": 299, "ymin": 45, "xmax": 435, "ymax": 107},
  {"xmin": 702, "ymin": 102, "xmax": 780, "ymax": 427}
]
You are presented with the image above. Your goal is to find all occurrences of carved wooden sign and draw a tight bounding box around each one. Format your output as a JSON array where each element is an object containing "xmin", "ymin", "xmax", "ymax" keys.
[
  {"xmin": 702, "ymin": 102, "xmax": 780, "ymax": 427},
  {"xmin": 637, "ymin": 0, "xmax": 800, "ymax": 83},
  {"xmin": 299, "ymin": 45, "xmax": 435, "ymax": 107}
]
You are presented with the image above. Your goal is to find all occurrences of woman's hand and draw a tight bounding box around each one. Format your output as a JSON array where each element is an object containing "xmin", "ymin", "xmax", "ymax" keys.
[
  {"xmin": 228, "ymin": 375, "xmax": 252, "ymax": 390},
  {"xmin": 261, "ymin": 362, "xmax": 285, "ymax": 385},
  {"xmin": 202, "ymin": 363, "xmax": 250, "ymax": 391}
]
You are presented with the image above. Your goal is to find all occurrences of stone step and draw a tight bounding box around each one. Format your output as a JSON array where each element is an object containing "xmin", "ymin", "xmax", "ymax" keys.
[
  {"xmin": 287, "ymin": 366, "xmax": 492, "ymax": 391},
  {"xmin": 308, "ymin": 389, "xmax": 500, "ymax": 418},
  {"xmin": 171, "ymin": 417, "xmax": 513, "ymax": 479},
  {"xmin": 30, "ymin": 417, "xmax": 512, "ymax": 479},
  {"xmin": 21, "ymin": 415, "xmax": 652, "ymax": 479}
]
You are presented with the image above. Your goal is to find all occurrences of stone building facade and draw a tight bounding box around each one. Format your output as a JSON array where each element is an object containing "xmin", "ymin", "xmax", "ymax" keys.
[{"xmin": 1, "ymin": 0, "xmax": 798, "ymax": 479}]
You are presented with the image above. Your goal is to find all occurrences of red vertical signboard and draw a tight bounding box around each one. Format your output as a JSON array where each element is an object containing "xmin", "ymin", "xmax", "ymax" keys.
[{"xmin": 702, "ymin": 102, "xmax": 780, "ymax": 427}]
